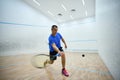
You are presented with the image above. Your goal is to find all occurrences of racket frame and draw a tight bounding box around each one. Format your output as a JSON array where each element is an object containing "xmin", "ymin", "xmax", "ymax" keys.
[{"xmin": 31, "ymin": 53, "xmax": 60, "ymax": 69}]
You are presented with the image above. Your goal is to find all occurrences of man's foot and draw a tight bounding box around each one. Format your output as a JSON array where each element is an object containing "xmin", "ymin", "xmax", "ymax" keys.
[{"xmin": 62, "ymin": 68, "xmax": 69, "ymax": 77}]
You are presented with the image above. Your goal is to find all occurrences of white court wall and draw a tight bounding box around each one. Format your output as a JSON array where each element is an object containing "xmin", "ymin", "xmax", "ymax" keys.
[
  {"xmin": 59, "ymin": 19, "xmax": 98, "ymax": 53},
  {"xmin": 96, "ymin": 0, "xmax": 120, "ymax": 80},
  {"xmin": 0, "ymin": 0, "xmax": 55, "ymax": 56},
  {"xmin": 0, "ymin": 0, "xmax": 98, "ymax": 56}
]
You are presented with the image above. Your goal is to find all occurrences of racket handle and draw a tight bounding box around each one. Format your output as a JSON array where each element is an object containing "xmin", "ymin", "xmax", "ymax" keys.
[{"xmin": 55, "ymin": 53, "xmax": 61, "ymax": 57}]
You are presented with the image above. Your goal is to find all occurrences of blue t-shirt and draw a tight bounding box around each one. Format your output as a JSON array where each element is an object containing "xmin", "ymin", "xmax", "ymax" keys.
[{"xmin": 48, "ymin": 33, "xmax": 62, "ymax": 52}]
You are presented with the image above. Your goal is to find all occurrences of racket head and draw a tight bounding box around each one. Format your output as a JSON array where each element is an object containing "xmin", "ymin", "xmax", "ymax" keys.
[{"xmin": 31, "ymin": 54, "xmax": 50, "ymax": 69}]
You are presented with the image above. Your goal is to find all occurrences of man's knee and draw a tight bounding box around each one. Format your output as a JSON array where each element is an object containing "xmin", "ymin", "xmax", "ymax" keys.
[{"xmin": 61, "ymin": 52, "xmax": 65, "ymax": 57}]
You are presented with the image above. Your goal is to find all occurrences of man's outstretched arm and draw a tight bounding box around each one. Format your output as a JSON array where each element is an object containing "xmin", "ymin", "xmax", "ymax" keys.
[{"xmin": 62, "ymin": 38, "xmax": 67, "ymax": 48}]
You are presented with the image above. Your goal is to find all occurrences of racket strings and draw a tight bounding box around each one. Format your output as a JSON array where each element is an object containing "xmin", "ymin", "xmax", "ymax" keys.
[{"xmin": 31, "ymin": 55, "xmax": 50, "ymax": 68}]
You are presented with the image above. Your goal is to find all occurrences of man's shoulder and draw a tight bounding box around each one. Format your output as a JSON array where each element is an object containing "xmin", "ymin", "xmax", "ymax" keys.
[
  {"xmin": 57, "ymin": 32, "xmax": 61, "ymax": 35},
  {"xmin": 56, "ymin": 32, "xmax": 62, "ymax": 38},
  {"xmin": 48, "ymin": 34, "xmax": 53, "ymax": 40},
  {"xmin": 56, "ymin": 32, "xmax": 62, "ymax": 36}
]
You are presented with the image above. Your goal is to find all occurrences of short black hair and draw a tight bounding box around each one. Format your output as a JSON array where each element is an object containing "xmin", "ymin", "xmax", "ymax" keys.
[{"xmin": 51, "ymin": 25, "xmax": 58, "ymax": 30}]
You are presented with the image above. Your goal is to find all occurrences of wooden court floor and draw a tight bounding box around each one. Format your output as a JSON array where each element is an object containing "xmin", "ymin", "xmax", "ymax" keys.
[{"xmin": 0, "ymin": 52, "xmax": 114, "ymax": 80}]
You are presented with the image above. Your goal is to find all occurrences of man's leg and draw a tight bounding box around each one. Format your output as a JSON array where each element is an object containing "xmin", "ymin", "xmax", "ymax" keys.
[
  {"xmin": 61, "ymin": 53, "xmax": 69, "ymax": 77},
  {"xmin": 47, "ymin": 52, "xmax": 57, "ymax": 64},
  {"xmin": 61, "ymin": 53, "xmax": 66, "ymax": 68},
  {"xmin": 44, "ymin": 54, "xmax": 55, "ymax": 67},
  {"xmin": 49, "ymin": 60, "xmax": 54, "ymax": 64},
  {"xmin": 44, "ymin": 60, "xmax": 54, "ymax": 67}
]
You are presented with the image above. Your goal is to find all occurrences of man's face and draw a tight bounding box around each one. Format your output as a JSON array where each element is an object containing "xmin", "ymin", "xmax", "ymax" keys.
[{"xmin": 52, "ymin": 27, "xmax": 58, "ymax": 35}]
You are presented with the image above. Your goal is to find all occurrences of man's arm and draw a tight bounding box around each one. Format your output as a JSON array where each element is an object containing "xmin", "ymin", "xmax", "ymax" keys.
[
  {"xmin": 52, "ymin": 43, "xmax": 63, "ymax": 55},
  {"xmin": 61, "ymin": 38, "xmax": 67, "ymax": 48}
]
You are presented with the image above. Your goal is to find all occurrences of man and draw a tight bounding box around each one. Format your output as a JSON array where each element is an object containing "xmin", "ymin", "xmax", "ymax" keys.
[{"xmin": 45, "ymin": 25, "xmax": 69, "ymax": 77}]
